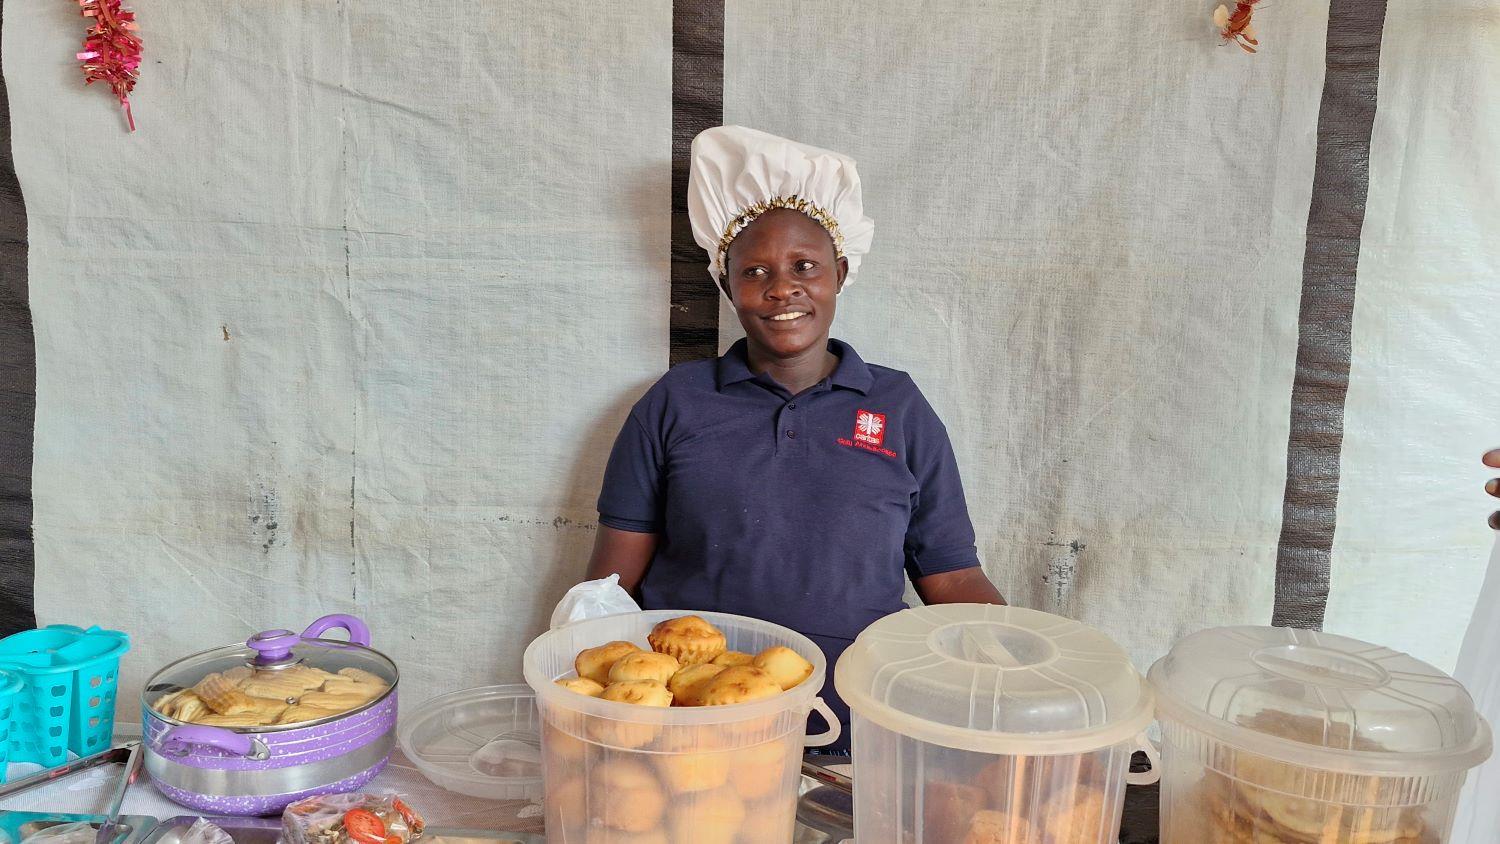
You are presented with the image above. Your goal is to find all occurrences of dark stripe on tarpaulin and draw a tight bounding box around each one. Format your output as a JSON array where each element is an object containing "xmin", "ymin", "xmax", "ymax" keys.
[
  {"xmin": 0, "ymin": 2, "xmax": 37, "ymax": 635},
  {"xmin": 669, "ymin": 0, "xmax": 723, "ymax": 366},
  {"xmin": 1272, "ymin": 0, "xmax": 1389, "ymax": 630}
]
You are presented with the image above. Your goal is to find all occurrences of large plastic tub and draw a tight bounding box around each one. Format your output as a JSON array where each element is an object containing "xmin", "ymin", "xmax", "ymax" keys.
[
  {"xmin": 835, "ymin": 605, "xmax": 1156, "ymax": 843},
  {"xmin": 523, "ymin": 610, "xmax": 839, "ymax": 844},
  {"xmin": 1149, "ymin": 626, "xmax": 1493, "ymax": 843}
]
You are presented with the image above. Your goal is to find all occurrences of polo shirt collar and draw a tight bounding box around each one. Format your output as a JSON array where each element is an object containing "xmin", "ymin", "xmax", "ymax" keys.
[{"xmin": 715, "ymin": 338, "xmax": 874, "ymax": 395}]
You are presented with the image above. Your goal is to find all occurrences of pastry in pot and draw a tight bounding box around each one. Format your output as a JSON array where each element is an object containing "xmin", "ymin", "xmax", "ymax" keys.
[
  {"xmin": 276, "ymin": 703, "xmax": 342, "ymax": 726},
  {"xmin": 648, "ymin": 616, "xmax": 727, "ymax": 665},
  {"xmin": 199, "ymin": 699, "xmax": 289, "ymax": 728},
  {"xmin": 923, "ymin": 780, "xmax": 986, "ymax": 844},
  {"xmin": 600, "ymin": 680, "xmax": 674, "ymax": 707},
  {"xmin": 752, "ymin": 646, "xmax": 813, "ymax": 691},
  {"xmin": 545, "ymin": 774, "xmax": 586, "ymax": 840},
  {"xmin": 172, "ymin": 694, "xmax": 209, "ymax": 723},
  {"xmin": 555, "ymin": 676, "xmax": 606, "ymax": 697},
  {"xmin": 592, "ymin": 831, "xmax": 668, "ymax": 844},
  {"xmin": 240, "ymin": 673, "xmax": 319, "ymax": 701},
  {"xmin": 698, "ymin": 666, "xmax": 781, "ymax": 706},
  {"xmin": 734, "ymin": 795, "xmax": 797, "ymax": 843},
  {"xmin": 298, "ymin": 686, "xmax": 383, "ymax": 711},
  {"xmin": 728, "ymin": 739, "xmax": 789, "ymax": 800},
  {"xmin": 1043, "ymin": 785, "xmax": 1109, "ymax": 843},
  {"xmin": 667, "ymin": 786, "xmax": 744, "ymax": 844},
  {"xmin": 653, "ymin": 741, "xmax": 732, "ymax": 794},
  {"xmin": 592, "ymin": 680, "xmax": 674, "ymax": 748},
  {"xmin": 193, "ymin": 673, "xmax": 257, "ymax": 715},
  {"xmin": 609, "ymin": 652, "xmax": 682, "ymax": 685},
  {"xmin": 590, "ymin": 758, "xmax": 667, "ymax": 832},
  {"xmin": 336, "ymin": 667, "xmax": 384, "ymax": 685},
  {"xmin": 576, "ymin": 640, "xmax": 643, "ymax": 686},
  {"xmin": 711, "ymin": 650, "xmax": 754, "ymax": 668},
  {"xmin": 666, "ymin": 663, "xmax": 724, "ymax": 706},
  {"xmin": 963, "ymin": 809, "xmax": 1041, "ymax": 844}
]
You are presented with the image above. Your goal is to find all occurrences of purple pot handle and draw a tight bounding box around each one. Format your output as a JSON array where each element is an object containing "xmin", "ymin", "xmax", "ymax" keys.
[
  {"xmin": 300, "ymin": 614, "xmax": 371, "ymax": 647},
  {"xmin": 160, "ymin": 725, "xmax": 269, "ymax": 760}
]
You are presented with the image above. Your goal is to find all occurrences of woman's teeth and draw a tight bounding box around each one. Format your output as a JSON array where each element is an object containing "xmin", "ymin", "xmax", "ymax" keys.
[{"xmin": 770, "ymin": 312, "xmax": 808, "ymax": 322}]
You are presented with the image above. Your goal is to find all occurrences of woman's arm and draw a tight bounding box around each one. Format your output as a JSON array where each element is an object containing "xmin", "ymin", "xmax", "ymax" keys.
[
  {"xmin": 585, "ymin": 525, "xmax": 659, "ymax": 595},
  {"xmin": 913, "ymin": 567, "xmax": 1006, "ymax": 606}
]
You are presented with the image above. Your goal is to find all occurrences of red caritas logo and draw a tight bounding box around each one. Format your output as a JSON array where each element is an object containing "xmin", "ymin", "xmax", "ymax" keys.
[{"xmin": 853, "ymin": 410, "xmax": 886, "ymax": 446}]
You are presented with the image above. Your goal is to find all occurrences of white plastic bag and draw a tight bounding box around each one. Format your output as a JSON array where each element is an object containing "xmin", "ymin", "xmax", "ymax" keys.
[
  {"xmin": 1451, "ymin": 536, "xmax": 1500, "ymax": 844},
  {"xmin": 549, "ymin": 574, "xmax": 641, "ymax": 629},
  {"xmin": 180, "ymin": 819, "xmax": 234, "ymax": 844}
]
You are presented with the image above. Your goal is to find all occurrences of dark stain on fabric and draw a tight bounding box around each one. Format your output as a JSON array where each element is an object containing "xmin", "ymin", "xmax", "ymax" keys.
[
  {"xmin": 1042, "ymin": 538, "xmax": 1087, "ymax": 606},
  {"xmin": 222, "ymin": 325, "xmax": 230, "ymax": 341}
]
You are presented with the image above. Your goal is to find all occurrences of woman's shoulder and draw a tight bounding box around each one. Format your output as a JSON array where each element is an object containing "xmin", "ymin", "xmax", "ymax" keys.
[{"xmin": 625, "ymin": 357, "xmax": 720, "ymax": 421}]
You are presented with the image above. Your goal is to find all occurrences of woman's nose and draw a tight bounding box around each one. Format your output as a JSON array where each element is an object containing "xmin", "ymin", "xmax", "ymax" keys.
[{"xmin": 766, "ymin": 273, "xmax": 800, "ymax": 300}]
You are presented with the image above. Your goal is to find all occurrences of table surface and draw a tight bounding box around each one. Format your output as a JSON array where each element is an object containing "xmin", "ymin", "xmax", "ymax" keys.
[{"xmin": 0, "ymin": 742, "xmax": 1161, "ymax": 843}]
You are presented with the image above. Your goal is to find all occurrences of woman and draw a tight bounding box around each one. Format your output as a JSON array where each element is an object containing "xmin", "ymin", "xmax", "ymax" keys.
[
  {"xmin": 585, "ymin": 126, "xmax": 1003, "ymax": 748},
  {"xmin": 1488, "ymin": 449, "xmax": 1500, "ymax": 530}
]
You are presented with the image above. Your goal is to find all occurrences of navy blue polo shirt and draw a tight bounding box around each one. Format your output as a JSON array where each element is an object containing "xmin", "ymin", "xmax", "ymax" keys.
[{"xmin": 597, "ymin": 338, "xmax": 980, "ymax": 682}]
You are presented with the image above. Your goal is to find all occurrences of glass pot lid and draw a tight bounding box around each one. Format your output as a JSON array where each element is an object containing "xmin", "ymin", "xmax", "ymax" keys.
[{"xmin": 143, "ymin": 614, "xmax": 398, "ymax": 716}]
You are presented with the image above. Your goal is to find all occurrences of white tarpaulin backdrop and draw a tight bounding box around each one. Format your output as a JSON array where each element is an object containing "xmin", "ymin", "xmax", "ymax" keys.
[{"xmin": 3, "ymin": 0, "xmax": 1497, "ymax": 760}]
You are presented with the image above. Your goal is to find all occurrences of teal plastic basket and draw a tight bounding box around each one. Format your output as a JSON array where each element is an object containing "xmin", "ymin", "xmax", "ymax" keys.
[
  {"xmin": 0, "ymin": 626, "xmax": 130, "ymax": 769},
  {"xmin": 0, "ymin": 668, "xmax": 22, "ymax": 781}
]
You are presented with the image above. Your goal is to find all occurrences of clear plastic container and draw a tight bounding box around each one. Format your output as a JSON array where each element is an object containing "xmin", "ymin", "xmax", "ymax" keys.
[
  {"xmin": 399, "ymin": 685, "xmax": 544, "ymax": 801},
  {"xmin": 1149, "ymin": 626, "xmax": 1494, "ymax": 843},
  {"xmin": 522, "ymin": 610, "xmax": 839, "ymax": 844},
  {"xmin": 834, "ymin": 604, "xmax": 1156, "ymax": 843}
]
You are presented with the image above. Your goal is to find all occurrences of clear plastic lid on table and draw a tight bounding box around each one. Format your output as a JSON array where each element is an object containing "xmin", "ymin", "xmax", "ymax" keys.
[
  {"xmin": 834, "ymin": 604, "xmax": 1153, "ymax": 754},
  {"xmin": 397, "ymin": 684, "xmax": 543, "ymax": 801},
  {"xmin": 1148, "ymin": 626, "xmax": 1493, "ymax": 775}
]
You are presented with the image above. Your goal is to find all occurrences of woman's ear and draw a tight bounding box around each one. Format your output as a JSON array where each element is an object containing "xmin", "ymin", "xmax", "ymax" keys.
[{"xmin": 836, "ymin": 256, "xmax": 849, "ymax": 294}]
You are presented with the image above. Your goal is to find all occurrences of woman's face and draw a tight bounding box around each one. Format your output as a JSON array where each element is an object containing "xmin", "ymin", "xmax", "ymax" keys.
[{"xmin": 722, "ymin": 208, "xmax": 849, "ymax": 360}]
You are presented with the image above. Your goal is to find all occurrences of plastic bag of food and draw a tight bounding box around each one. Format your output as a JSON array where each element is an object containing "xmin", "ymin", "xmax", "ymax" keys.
[
  {"xmin": 20, "ymin": 824, "xmax": 96, "ymax": 844},
  {"xmin": 282, "ymin": 793, "xmax": 425, "ymax": 844},
  {"xmin": 549, "ymin": 574, "xmax": 640, "ymax": 629},
  {"xmin": 179, "ymin": 819, "xmax": 233, "ymax": 844}
]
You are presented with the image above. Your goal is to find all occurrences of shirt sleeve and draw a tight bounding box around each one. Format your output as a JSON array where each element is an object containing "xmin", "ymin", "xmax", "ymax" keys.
[
  {"xmin": 596, "ymin": 410, "xmax": 665, "ymax": 534},
  {"xmin": 903, "ymin": 386, "xmax": 982, "ymax": 579}
]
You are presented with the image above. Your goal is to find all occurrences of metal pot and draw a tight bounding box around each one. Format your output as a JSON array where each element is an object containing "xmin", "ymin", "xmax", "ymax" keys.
[{"xmin": 141, "ymin": 615, "xmax": 399, "ymax": 816}]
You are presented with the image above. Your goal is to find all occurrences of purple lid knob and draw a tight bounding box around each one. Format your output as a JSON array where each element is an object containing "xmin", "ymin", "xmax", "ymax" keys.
[{"xmin": 247, "ymin": 629, "xmax": 301, "ymax": 664}]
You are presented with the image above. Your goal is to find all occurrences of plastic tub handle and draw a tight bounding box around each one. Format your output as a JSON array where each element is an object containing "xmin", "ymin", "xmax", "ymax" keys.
[
  {"xmin": 159, "ymin": 726, "xmax": 270, "ymax": 761},
  {"xmin": 300, "ymin": 615, "xmax": 371, "ymax": 647},
  {"xmin": 1125, "ymin": 731, "xmax": 1160, "ymax": 786},
  {"xmin": 803, "ymin": 697, "xmax": 843, "ymax": 748}
]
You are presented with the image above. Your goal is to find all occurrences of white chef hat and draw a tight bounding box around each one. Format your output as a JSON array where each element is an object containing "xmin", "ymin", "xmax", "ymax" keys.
[{"xmin": 688, "ymin": 125, "xmax": 875, "ymax": 287}]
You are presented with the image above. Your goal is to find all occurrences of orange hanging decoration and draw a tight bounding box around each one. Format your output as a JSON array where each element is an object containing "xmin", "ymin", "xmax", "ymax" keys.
[
  {"xmin": 76, "ymin": 0, "xmax": 142, "ymax": 130},
  {"xmin": 1213, "ymin": 1, "xmax": 1263, "ymax": 54}
]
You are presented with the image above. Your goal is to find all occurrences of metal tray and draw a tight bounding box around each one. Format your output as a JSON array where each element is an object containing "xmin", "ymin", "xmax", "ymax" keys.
[
  {"xmin": 139, "ymin": 817, "xmax": 544, "ymax": 844},
  {"xmin": 795, "ymin": 769, "xmax": 854, "ymax": 844},
  {"xmin": 0, "ymin": 811, "xmax": 157, "ymax": 844}
]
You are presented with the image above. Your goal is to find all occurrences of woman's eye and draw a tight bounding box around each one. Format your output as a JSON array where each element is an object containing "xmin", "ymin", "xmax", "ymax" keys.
[{"xmin": 744, "ymin": 267, "xmax": 766, "ymax": 278}]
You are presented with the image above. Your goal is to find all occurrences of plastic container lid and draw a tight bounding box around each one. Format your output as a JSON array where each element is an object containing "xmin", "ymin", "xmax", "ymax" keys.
[
  {"xmin": 834, "ymin": 604, "xmax": 1153, "ymax": 754},
  {"xmin": 397, "ymin": 685, "xmax": 543, "ymax": 801},
  {"xmin": 1148, "ymin": 626, "xmax": 1493, "ymax": 775}
]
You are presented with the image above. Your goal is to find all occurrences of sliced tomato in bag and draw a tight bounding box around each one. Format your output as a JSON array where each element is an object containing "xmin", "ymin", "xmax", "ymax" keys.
[{"xmin": 343, "ymin": 809, "xmax": 387, "ymax": 844}]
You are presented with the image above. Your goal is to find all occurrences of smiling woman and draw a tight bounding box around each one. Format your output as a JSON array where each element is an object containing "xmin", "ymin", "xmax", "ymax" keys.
[{"xmin": 582, "ymin": 126, "xmax": 1004, "ymax": 749}]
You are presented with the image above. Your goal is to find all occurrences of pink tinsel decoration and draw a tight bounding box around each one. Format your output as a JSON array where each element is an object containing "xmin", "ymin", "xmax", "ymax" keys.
[{"xmin": 76, "ymin": 0, "xmax": 142, "ymax": 131}]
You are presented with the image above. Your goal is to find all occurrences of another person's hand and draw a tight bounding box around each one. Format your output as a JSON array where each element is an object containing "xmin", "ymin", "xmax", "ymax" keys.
[{"xmin": 1487, "ymin": 449, "xmax": 1500, "ymax": 530}]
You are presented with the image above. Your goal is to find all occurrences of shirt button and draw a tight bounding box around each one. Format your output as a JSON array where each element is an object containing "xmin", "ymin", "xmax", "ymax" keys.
[
  {"xmin": 788, "ymin": 403, "xmax": 797, "ymax": 410},
  {"xmin": 786, "ymin": 430, "xmax": 797, "ymax": 439}
]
